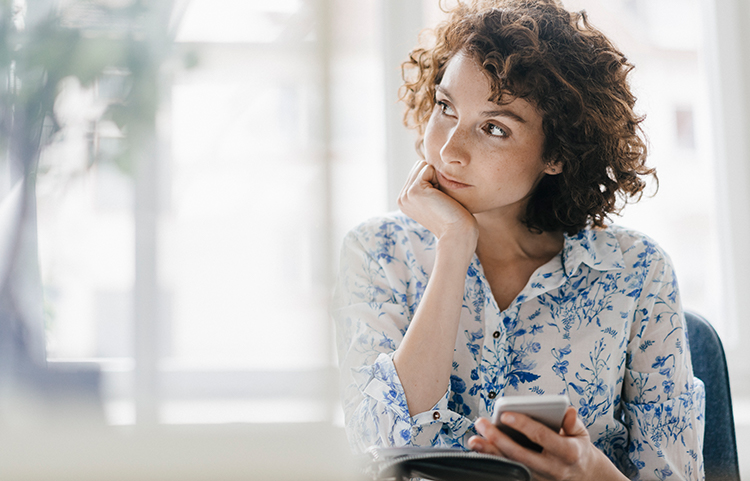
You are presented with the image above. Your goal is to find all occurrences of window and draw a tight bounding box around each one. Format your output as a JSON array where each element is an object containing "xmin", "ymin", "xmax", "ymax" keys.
[
  {"xmin": 38, "ymin": 0, "xmax": 388, "ymax": 425},
  {"xmin": 675, "ymin": 107, "xmax": 696, "ymax": 150},
  {"xmin": 31, "ymin": 2, "xmax": 750, "ymax": 474}
]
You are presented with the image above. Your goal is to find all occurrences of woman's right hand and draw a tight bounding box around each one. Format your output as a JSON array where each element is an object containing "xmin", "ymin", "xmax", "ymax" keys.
[
  {"xmin": 393, "ymin": 160, "xmax": 480, "ymax": 414},
  {"xmin": 398, "ymin": 160, "xmax": 478, "ymax": 249}
]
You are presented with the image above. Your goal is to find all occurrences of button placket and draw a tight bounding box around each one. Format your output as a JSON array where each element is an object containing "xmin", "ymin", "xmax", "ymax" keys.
[
  {"xmin": 484, "ymin": 306, "xmax": 523, "ymax": 402},
  {"xmin": 483, "ymin": 319, "xmax": 504, "ymax": 404},
  {"xmin": 477, "ymin": 261, "xmax": 517, "ymax": 409}
]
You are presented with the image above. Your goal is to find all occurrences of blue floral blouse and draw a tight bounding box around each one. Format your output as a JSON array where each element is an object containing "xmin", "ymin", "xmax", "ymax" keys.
[{"xmin": 333, "ymin": 212, "xmax": 705, "ymax": 480}]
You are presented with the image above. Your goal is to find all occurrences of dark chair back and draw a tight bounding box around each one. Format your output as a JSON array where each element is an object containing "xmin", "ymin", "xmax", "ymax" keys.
[{"xmin": 684, "ymin": 310, "xmax": 740, "ymax": 481}]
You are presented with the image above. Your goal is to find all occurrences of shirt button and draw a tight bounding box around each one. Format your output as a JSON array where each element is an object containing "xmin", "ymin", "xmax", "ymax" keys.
[
  {"xmin": 492, "ymin": 331, "xmax": 500, "ymax": 338},
  {"xmin": 488, "ymin": 391, "xmax": 496, "ymax": 399},
  {"xmin": 432, "ymin": 411, "xmax": 441, "ymax": 420}
]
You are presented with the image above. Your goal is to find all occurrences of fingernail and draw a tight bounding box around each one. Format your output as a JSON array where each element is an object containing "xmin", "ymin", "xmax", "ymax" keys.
[{"xmin": 502, "ymin": 413, "xmax": 515, "ymax": 424}]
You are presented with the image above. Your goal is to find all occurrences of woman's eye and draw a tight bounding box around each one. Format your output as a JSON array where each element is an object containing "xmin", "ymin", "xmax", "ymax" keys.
[
  {"xmin": 437, "ymin": 100, "xmax": 455, "ymax": 116},
  {"xmin": 486, "ymin": 123, "xmax": 508, "ymax": 137}
]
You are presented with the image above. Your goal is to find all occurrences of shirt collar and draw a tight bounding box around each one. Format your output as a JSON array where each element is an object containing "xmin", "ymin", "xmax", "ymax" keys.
[{"xmin": 562, "ymin": 227, "xmax": 625, "ymax": 277}]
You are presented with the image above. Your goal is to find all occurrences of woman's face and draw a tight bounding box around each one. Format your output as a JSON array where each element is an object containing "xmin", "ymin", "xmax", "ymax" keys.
[{"xmin": 423, "ymin": 52, "xmax": 558, "ymax": 218}]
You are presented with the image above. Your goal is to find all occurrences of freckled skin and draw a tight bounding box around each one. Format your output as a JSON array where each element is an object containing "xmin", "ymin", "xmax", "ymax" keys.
[{"xmin": 423, "ymin": 53, "xmax": 554, "ymax": 221}]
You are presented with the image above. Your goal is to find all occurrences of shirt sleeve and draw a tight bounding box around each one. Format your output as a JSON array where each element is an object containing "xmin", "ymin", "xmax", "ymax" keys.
[
  {"xmin": 332, "ymin": 229, "xmax": 474, "ymax": 453},
  {"xmin": 620, "ymin": 245, "xmax": 705, "ymax": 480}
]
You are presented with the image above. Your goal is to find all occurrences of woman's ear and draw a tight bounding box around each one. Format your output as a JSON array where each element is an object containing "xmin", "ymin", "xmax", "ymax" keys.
[{"xmin": 545, "ymin": 160, "xmax": 563, "ymax": 176}]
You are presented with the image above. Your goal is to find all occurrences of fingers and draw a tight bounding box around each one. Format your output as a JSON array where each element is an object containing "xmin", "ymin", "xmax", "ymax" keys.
[
  {"xmin": 398, "ymin": 161, "xmax": 438, "ymax": 210},
  {"xmin": 471, "ymin": 418, "xmax": 512, "ymax": 457},
  {"xmin": 475, "ymin": 415, "xmax": 548, "ymax": 464},
  {"xmin": 468, "ymin": 433, "xmax": 503, "ymax": 457},
  {"xmin": 473, "ymin": 412, "xmax": 582, "ymax": 473},
  {"xmin": 508, "ymin": 410, "xmax": 589, "ymax": 462},
  {"xmin": 473, "ymin": 411, "xmax": 609, "ymax": 481},
  {"xmin": 400, "ymin": 160, "xmax": 428, "ymax": 198},
  {"xmin": 406, "ymin": 159, "xmax": 426, "ymax": 184},
  {"xmin": 561, "ymin": 406, "xmax": 587, "ymax": 437},
  {"xmin": 396, "ymin": 159, "xmax": 478, "ymax": 244},
  {"xmin": 419, "ymin": 161, "xmax": 438, "ymax": 188},
  {"xmin": 473, "ymin": 417, "xmax": 561, "ymax": 480},
  {"xmin": 472, "ymin": 416, "xmax": 552, "ymax": 466}
]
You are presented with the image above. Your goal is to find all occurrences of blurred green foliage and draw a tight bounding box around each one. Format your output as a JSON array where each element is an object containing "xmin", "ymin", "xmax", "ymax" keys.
[{"xmin": 0, "ymin": 0, "xmax": 178, "ymax": 177}]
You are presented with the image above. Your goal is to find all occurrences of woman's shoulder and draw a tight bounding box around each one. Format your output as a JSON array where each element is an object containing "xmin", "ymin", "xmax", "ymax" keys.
[
  {"xmin": 345, "ymin": 212, "xmax": 431, "ymax": 241},
  {"xmin": 602, "ymin": 224, "xmax": 668, "ymax": 254},
  {"xmin": 343, "ymin": 212, "xmax": 435, "ymax": 253},
  {"xmin": 596, "ymin": 224, "xmax": 674, "ymax": 270},
  {"xmin": 565, "ymin": 224, "xmax": 673, "ymax": 272}
]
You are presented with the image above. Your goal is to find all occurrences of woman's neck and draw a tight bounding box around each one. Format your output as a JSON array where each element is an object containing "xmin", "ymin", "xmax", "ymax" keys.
[
  {"xmin": 473, "ymin": 213, "xmax": 564, "ymax": 311},
  {"xmin": 473, "ymin": 212, "xmax": 564, "ymax": 264}
]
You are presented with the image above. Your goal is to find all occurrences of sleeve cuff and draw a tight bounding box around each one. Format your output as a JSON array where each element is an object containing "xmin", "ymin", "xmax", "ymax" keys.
[
  {"xmin": 353, "ymin": 352, "xmax": 411, "ymax": 420},
  {"xmin": 352, "ymin": 352, "xmax": 475, "ymax": 447}
]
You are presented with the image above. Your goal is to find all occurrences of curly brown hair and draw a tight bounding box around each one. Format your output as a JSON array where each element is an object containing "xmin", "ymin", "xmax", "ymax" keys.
[{"xmin": 401, "ymin": 0, "xmax": 655, "ymax": 234}]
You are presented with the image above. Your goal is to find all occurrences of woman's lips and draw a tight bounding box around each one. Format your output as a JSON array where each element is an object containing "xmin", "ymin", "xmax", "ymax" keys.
[{"xmin": 436, "ymin": 170, "xmax": 471, "ymax": 189}]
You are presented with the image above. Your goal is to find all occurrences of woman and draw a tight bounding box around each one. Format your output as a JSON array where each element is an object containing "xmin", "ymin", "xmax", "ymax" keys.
[{"xmin": 333, "ymin": 1, "xmax": 705, "ymax": 479}]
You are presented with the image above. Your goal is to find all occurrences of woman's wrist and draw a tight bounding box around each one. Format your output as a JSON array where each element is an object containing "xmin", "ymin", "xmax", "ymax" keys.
[{"xmin": 435, "ymin": 224, "xmax": 478, "ymax": 261}]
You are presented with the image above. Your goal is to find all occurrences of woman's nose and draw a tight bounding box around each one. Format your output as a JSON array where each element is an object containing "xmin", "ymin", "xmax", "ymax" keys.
[{"xmin": 440, "ymin": 125, "xmax": 470, "ymax": 165}]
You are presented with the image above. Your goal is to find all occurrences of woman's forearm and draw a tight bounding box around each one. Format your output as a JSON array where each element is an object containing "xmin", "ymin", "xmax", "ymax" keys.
[{"xmin": 392, "ymin": 232, "xmax": 476, "ymax": 416}]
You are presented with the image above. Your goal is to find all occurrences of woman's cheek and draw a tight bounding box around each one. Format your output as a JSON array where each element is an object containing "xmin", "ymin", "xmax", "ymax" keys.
[{"xmin": 423, "ymin": 117, "xmax": 444, "ymax": 164}]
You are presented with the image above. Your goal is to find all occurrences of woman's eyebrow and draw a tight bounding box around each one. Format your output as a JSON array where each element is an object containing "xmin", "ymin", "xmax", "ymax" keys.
[
  {"xmin": 436, "ymin": 85, "xmax": 527, "ymax": 124},
  {"xmin": 435, "ymin": 85, "xmax": 452, "ymax": 99},
  {"xmin": 481, "ymin": 108, "xmax": 527, "ymax": 124}
]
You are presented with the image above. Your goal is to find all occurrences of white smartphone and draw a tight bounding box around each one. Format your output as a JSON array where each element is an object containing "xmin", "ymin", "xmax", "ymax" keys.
[{"xmin": 490, "ymin": 395, "xmax": 570, "ymax": 452}]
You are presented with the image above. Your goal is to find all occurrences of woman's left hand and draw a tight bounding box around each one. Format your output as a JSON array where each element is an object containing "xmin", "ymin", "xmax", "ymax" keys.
[{"xmin": 468, "ymin": 407, "xmax": 628, "ymax": 481}]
